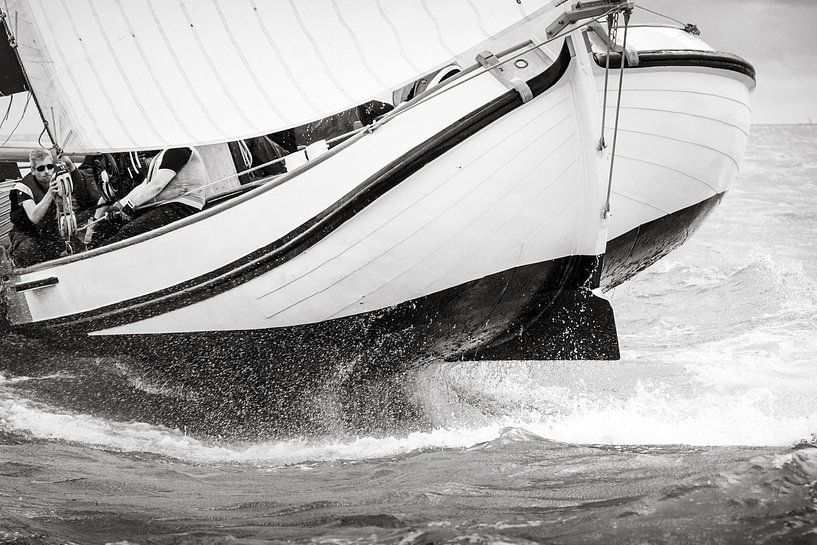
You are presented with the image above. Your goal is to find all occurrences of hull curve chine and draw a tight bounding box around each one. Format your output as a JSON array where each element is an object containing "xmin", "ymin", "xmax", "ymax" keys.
[{"xmin": 601, "ymin": 192, "xmax": 724, "ymax": 289}]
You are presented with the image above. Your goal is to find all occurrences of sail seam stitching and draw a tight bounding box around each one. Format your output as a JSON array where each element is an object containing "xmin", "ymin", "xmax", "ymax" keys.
[
  {"xmin": 248, "ymin": 0, "xmax": 322, "ymax": 114},
  {"xmin": 210, "ymin": 0, "xmax": 291, "ymax": 126},
  {"xmin": 113, "ymin": 0, "xmax": 198, "ymax": 143},
  {"xmin": 287, "ymin": 0, "xmax": 355, "ymax": 105},
  {"xmin": 27, "ymin": 0, "xmax": 111, "ymax": 148},
  {"xmin": 83, "ymin": 0, "xmax": 169, "ymax": 147},
  {"xmin": 176, "ymin": 0, "xmax": 260, "ymax": 132}
]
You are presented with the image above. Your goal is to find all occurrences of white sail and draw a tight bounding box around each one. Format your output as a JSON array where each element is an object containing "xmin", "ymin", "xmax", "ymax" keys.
[
  {"xmin": 5, "ymin": 0, "xmax": 558, "ymax": 153},
  {"xmin": 0, "ymin": 93, "xmax": 46, "ymax": 160}
]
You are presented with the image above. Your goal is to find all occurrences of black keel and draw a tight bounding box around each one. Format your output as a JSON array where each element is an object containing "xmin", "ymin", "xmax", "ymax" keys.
[{"xmin": 458, "ymin": 288, "xmax": 619, "ymax": 361}]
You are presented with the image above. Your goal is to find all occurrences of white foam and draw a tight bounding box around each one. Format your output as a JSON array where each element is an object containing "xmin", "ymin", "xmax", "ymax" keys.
[
  {"xmin": 408, "ymin": 355, "xmax": 817, "ymax": 447},
  {"xmin": 1, "ymin": 353, "xmax": 814, "ymax": 462},
  {"xmin": 0, "ymin": 372, "xmax": 75, "ymax": 385},
  {"xmin": 0, "ymin": 392, "xmax": 510, "ymax": 464},
  {"xmin": 528, "ymin": 381, "xmax": 817, "ymax": 446},
  {"xmin": 110, "ymin": 361, "xmax": 200, "ymax": 401}
]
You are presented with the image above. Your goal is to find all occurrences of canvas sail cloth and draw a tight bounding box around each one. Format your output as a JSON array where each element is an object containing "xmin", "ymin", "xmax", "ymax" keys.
[
  {"xmin": 5, "ymin": 0, "xmax": 558, "ymax": 154},
  {"xmin": 0, "ymin": 94, "xmax": 47, "ymax": 160}
]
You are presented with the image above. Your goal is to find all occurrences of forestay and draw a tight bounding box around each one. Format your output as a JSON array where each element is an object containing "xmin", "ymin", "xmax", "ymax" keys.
[{"xmin": 5, "ymin": 0, "xmax": 557, "ymax": 153}]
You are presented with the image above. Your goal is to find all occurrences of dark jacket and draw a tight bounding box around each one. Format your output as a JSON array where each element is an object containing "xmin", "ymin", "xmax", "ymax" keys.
[{"xmin": 8, "ymin": 170, "xmax": 81, "ymax": 240}]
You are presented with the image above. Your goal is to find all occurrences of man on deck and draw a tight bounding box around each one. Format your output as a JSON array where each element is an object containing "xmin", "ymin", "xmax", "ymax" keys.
[
  {"xmin": 96, "ymin": 146, "xmax": 208, "ymax": 245},
  {"xmin": 8, "ymin": 149, "xmax": 82, "ymax": 267}
]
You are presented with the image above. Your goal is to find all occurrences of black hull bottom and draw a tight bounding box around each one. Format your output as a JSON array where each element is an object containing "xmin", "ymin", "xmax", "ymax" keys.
[
  {"xmin": 16, "ymin": 252, "xmax": 612, "ymax": 369},
  {"xmin": 4, "ymin": 253, "xmax": 611, "ymax": 436},
  {"xmin": 601, "ymin": 193, "xmax": 724, "ymax": 289}
]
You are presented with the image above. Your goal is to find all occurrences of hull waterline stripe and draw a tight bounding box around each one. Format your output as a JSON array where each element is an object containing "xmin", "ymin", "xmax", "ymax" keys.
[
  {"xmin": 24, "ymin": 253, "xmax": 615, "ymax": 364},
  {"xmin": 26, "ymin": 43, "xmax": 574, "ymax": 332},
  {"xmin": 602, "ymin": 192, "xmax": 725, "ymax": 289}
]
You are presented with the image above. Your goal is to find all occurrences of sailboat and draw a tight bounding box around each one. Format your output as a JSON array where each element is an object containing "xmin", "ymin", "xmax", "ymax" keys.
[{"xmin": 0, "ymin": 1, "xmax": 754, "ymax": 375}]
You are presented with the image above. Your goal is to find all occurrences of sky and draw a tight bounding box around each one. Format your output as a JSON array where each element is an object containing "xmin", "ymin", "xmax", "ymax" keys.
[{"xmin": 638, "ymin": 0, "xmax": 817, "ymax": 124}]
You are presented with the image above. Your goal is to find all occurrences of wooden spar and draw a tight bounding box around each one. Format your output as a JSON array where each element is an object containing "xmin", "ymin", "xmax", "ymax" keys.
[{"xmin": 546, "ymin": 0, "xmax": 633, "ymax": 38}]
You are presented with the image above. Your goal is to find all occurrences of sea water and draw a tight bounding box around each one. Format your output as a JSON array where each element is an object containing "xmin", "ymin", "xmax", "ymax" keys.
[{"xmin": 1, "ymin": 125, "xmax": 816, "ymax": 544}]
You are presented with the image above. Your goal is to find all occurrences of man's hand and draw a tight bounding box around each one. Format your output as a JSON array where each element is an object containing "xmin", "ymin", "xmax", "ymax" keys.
[
  {"xmin": 83, "ymin": 224, "xmax": 96, "ymax": 246},
  {"xmin": 48, "ymin": 177, "xmax": 59, "ymax": 197},
  {"xmin": 108, "ymin": 199, "xmax": 135, "ymax": 222},
  {"xmin": 57, "ymin": 153, "xmax": 76, "ymax": 172}
]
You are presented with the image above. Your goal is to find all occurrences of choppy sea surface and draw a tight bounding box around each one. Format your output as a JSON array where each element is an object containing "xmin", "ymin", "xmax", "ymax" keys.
[{"xmin": 2, "ymin": 124, "xmax": 817, "ymax": 544}]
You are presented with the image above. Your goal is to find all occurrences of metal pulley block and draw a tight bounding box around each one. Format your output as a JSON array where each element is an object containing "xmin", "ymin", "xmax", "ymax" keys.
[
  {"xmin": 55, "ymin": 167, "xmax": 74, "ymax": 197},
  {"xmin": 58, "ymin": 210, "xmax": 77, "ymax": 240},
  {"xmin": 66, "ymin": 211, "xmax": 77, "ymax": 235},
  {"xmin": 99, "ymin": 169, "xmax": 117, "ymax": 202}
]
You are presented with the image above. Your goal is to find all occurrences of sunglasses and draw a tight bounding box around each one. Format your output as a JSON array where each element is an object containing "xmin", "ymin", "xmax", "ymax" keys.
[{"xmin": 35, "ymin": 163, "xmax": 56, "ymax": 172}]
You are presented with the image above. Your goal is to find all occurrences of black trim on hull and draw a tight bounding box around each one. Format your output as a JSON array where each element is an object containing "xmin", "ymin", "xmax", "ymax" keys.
[
  {"xmin": 595, "ymin": 50, "xmax": 756, "ymax": 82},
  {"xmin": 601, "ymin": 192, "xmax": 725, "ymax": 290},
  {"xmin": 14, "ymin": 277, "xmax": 59, "ymax": 292},
  {"xmin": 28, "ymin": 43, "xmax": 575, "ymax": 333}
]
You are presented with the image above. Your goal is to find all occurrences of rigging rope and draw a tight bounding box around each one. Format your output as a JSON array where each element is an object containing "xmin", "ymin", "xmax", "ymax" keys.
[
  {"xmin": 0, "ymin": 91, "xmax": 29, "ymax": 147},
  {"xmin": 597, "ymin": 11, "xmax": 619, "ymax": 150},
  {"xmin": 604, "ymin": 8, "xmax": 630, "ymax": 215},
  {"xmin": 54, "ymin": 165, "xmax": 77, "ymax": 252},
  {"xmin": 37, "ymin": 127, "xmax": 48, "ymax": 148},
  {"xmin": 634, "ymin": 5, "xmax": 685, "ymax": 27},
  {"xmin": 0, "ymin": 93, "xmax": 13, "ymax": 135},
  {"xmin": 237, "ymin": 139, "xmax": 253, "ymax": 169}
]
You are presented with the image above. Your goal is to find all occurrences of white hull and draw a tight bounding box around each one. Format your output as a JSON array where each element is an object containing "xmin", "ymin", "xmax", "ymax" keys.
[
  {"xmin": 604, "ymin": 69, "xmax": 751, "ymax": 241},
  {"xmin": 594, "ymin": 27, "xmax": 754, "ymax": 240},
  {"xmin": 6, "ymin": 30, "xmax": 610, "ymax": 339},
  {"xmin": 103, "ymin": 71, "xmax": 604, "ymax": 334},
  {"xmin": 1, "ymin": 23, "xmax": 755, "ymax": 363}
]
